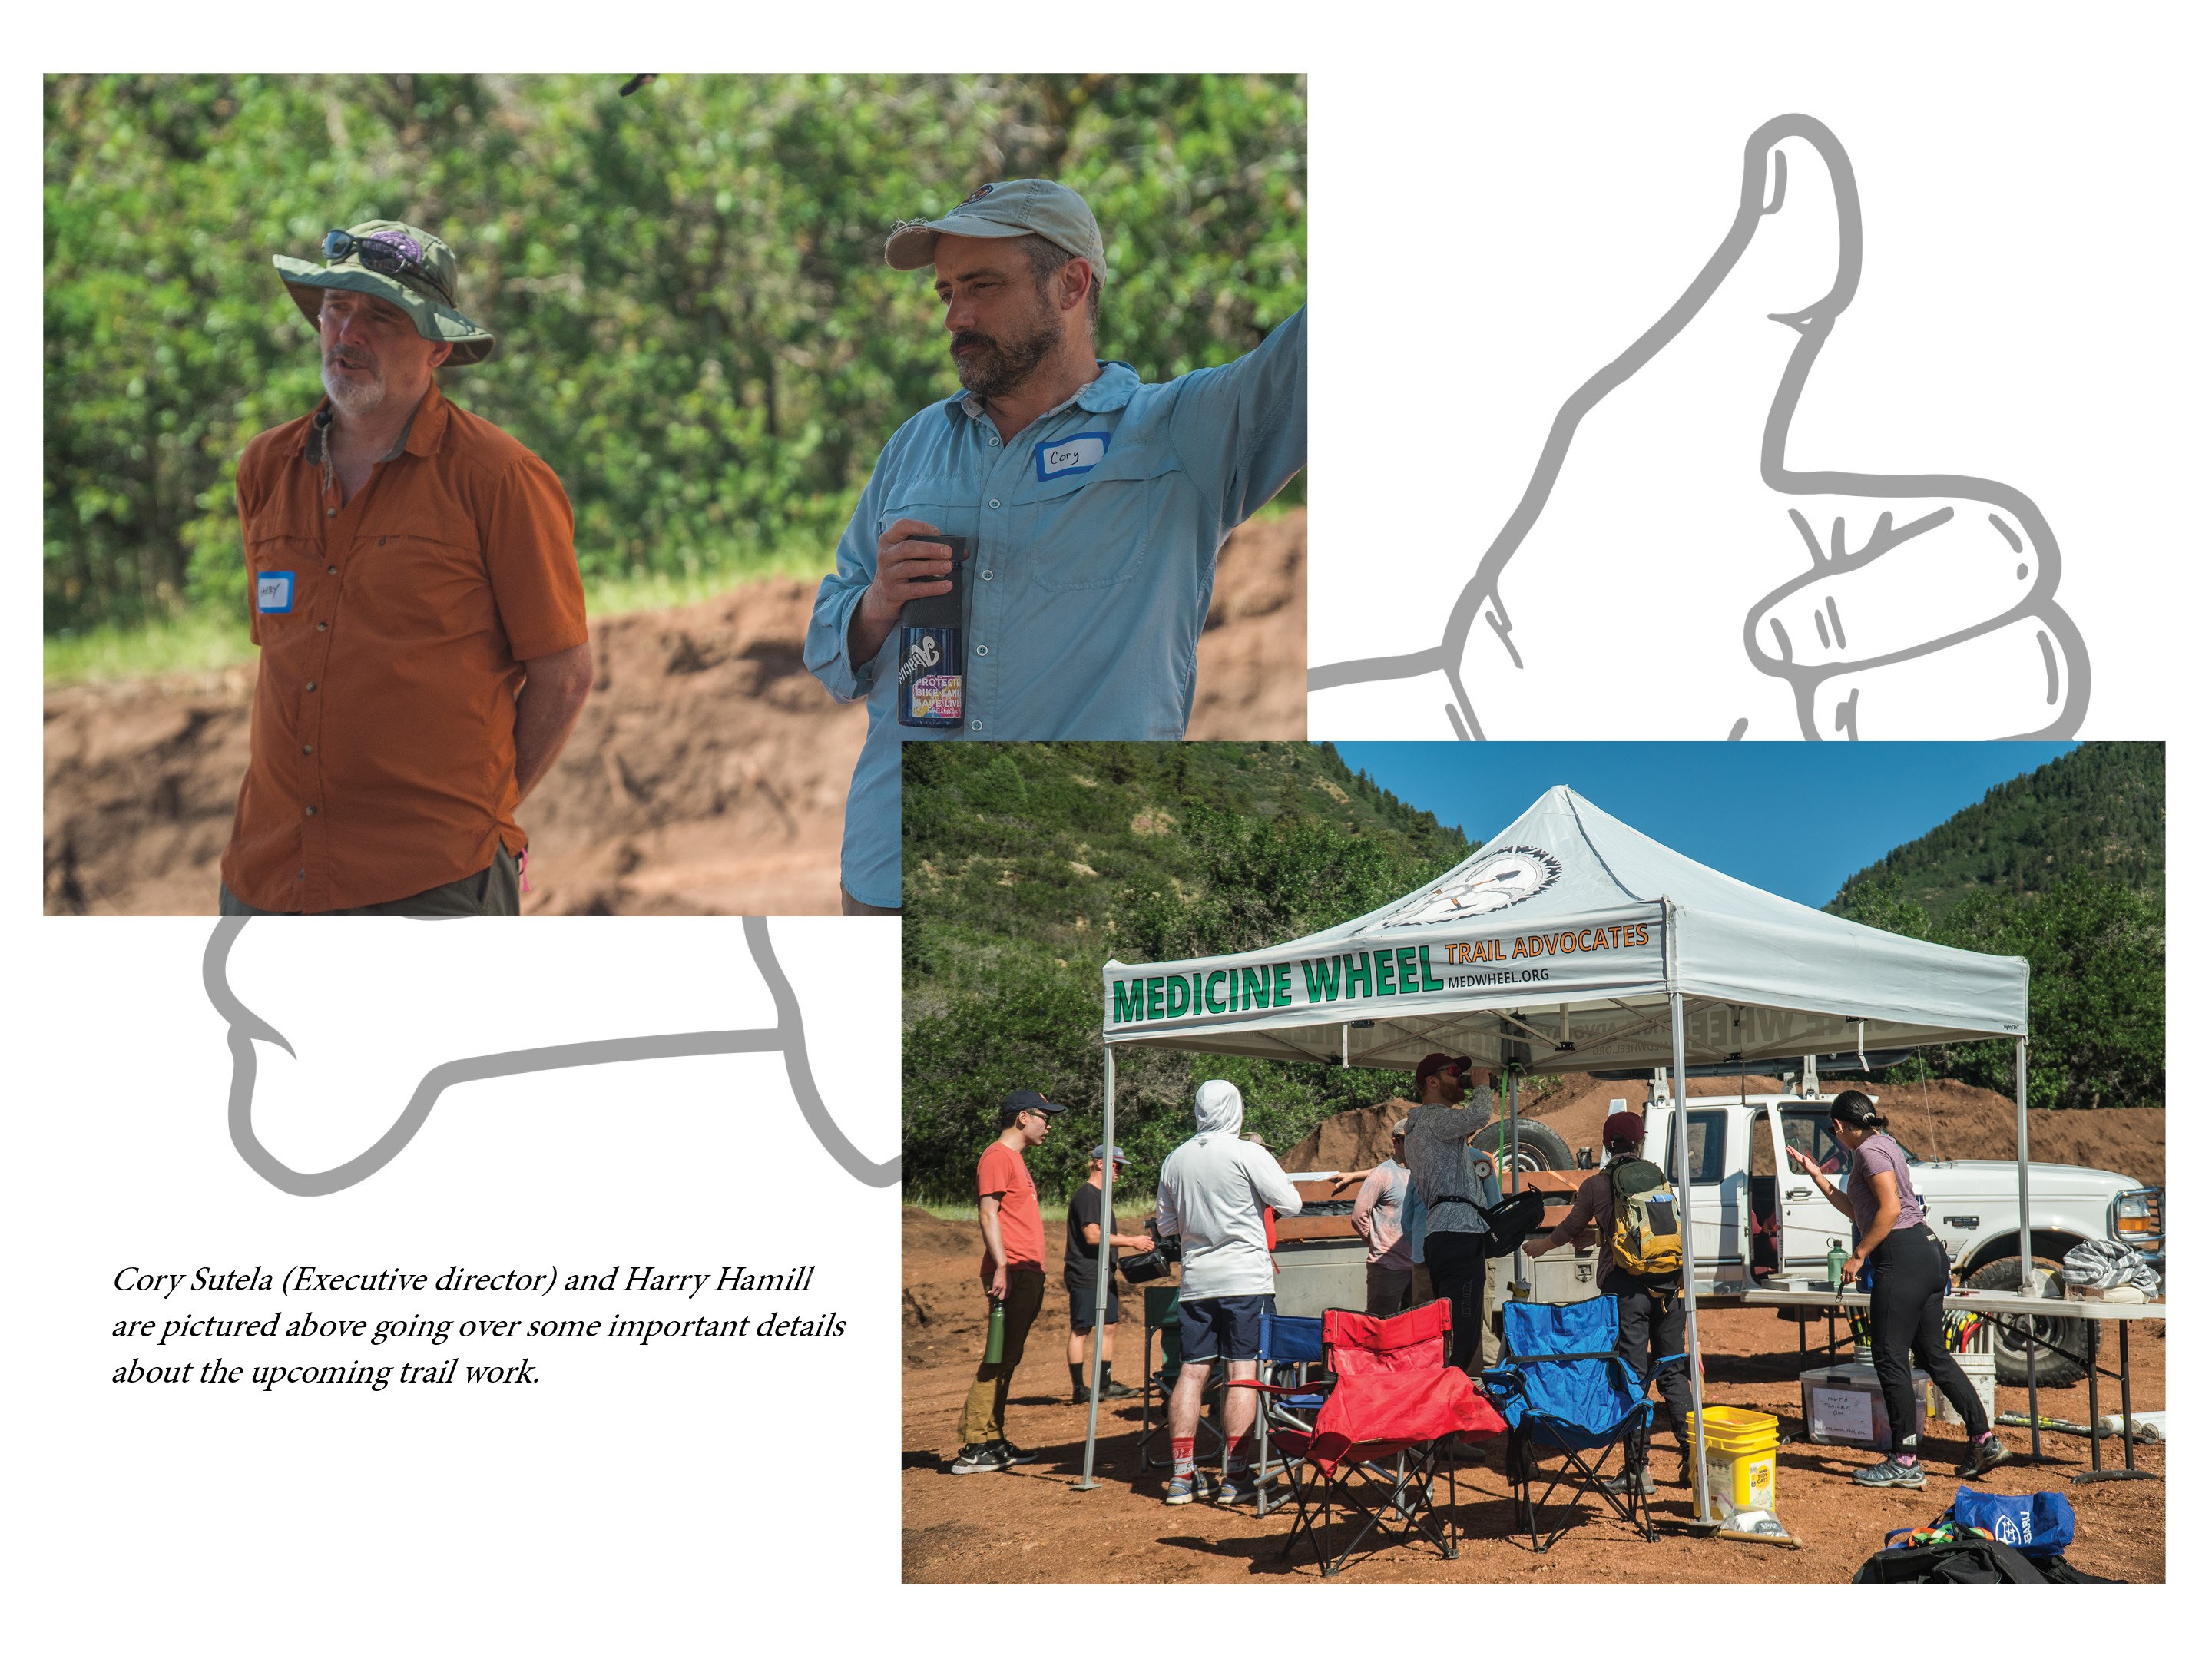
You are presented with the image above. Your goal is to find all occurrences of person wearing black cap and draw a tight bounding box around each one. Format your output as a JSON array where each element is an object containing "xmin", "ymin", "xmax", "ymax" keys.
[
  {"xmin": 952, "ymin": 1089, "xmax": 1065, "ymax": 1475},
  {"xmin": 1065, "ymin": 1144, "xmax": 1150, "ymax": 1403},
  {"xmin": 1788, "ymin": 1090, "xmax": 2012, "ymax": 1486},
  {"xmin": 1528, "ymin": 1109, "xmax": 1694, "ymax": 1493},
  {"xmin": 1400, "ymin": 1053, "xmax": 1495, "ymax": 1374}
]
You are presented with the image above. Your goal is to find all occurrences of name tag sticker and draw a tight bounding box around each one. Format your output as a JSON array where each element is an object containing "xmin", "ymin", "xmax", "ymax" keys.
[
  {"xmin": 1034, "ymin": 430, "xmax": 1110, "ymax": 482},
  {"xmin": 256, "ymin": 571, "xmax": 295, "ymax": 614}
]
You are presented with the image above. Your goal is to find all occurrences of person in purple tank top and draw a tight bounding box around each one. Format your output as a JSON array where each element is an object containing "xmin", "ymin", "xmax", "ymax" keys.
[{"xmin": 1787, "ymin": 1091, "xmax": 2012, "ymax": 1487}]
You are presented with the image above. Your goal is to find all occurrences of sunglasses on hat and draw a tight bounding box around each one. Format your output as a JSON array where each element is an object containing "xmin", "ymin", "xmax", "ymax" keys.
[{"xmin": 323, "ymin": 227, "xmax": 452, "ymax": 304}]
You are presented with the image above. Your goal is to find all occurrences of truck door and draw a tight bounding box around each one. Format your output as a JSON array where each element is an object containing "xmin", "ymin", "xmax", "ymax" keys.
[
  {"xmin": 1664, "ymin": 1105, "xmax": 1740, "ymax": 1270},
  {"xmin": 1777, "ymin": 1106, "xmax": 1853, "ymax": 1266}
]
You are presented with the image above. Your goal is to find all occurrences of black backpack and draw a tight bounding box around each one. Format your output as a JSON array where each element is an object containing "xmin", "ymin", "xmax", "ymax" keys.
[{"xmin": 1852, "ymin": 1538, "xmax": 2121, "ymax": 1584}]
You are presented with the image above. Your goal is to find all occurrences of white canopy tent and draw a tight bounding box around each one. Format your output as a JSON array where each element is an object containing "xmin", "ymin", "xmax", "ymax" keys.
[{"xmin": 1076, "ymin": 786, "xmax": 2040, "ymax": 1522}]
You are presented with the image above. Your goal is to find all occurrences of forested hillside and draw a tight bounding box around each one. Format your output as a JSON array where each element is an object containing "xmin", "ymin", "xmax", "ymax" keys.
[
  {"xmin": 1827, "ymin": 743, "xmax": 2163, "ymax": 1115},
  {"xmin": 1834, "ymin": 743, "xmax": 2162, "ymax": 919},
  {"xmin": 902, "ymin": 743, "xmax": 1468, "ymax": 1200}
]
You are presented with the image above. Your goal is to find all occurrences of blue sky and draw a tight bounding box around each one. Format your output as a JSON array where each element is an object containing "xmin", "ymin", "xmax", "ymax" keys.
[{"xmin": 1330, "ymin": 743, "xmax": 2077, "ymax": 908}]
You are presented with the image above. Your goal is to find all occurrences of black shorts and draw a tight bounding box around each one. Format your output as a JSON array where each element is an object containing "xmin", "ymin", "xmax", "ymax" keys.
[
  {"xmin": 1179, "ymin": 1293, "xmax": 1273, "ymax": 1362},
  {"xmin": 1065, "ymin": 1276, "xmax": 1121, "ymax": 1330}
]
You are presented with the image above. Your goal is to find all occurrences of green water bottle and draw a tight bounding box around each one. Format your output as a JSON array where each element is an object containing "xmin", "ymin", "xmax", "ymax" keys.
[
  {"xmin": 983, "ymin": 1299, "xmax": 1006, "ymax": 1363},
  {"xmin": 1826, "ymin": 1240, "xmax": 1848, "ymax": 1294}
]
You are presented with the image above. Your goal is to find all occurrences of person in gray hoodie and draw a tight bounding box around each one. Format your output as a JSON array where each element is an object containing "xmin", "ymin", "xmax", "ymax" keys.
[
  {"xmin": 1401, "ymin": 1053, "xmax": 1496, "ymax": 1374},
  {"xmin": 1154, "ymin": 1078, "xmax": 1303, "ymax": 1507}
]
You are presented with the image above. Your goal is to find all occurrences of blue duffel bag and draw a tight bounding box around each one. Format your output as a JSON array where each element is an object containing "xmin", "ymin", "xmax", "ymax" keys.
[{"xmin": 1949, "ymin": 1486, "xmax": 2076, "ymax": 1557}]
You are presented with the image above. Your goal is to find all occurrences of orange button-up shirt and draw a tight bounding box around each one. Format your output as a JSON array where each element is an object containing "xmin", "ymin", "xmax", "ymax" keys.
[{"xmin": 219, "ymin": 384, "xmax": 589, "ymax": 912}]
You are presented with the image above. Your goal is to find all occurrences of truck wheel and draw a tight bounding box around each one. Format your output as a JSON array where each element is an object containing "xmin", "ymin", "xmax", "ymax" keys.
[
  {"xmin": 1964, "ymin": 1254, "xmax": 2094, "ymax": 1388},
  {"xmin": 1474, "ymin": 1120, "xmax": 1574, "ymax": 1174}
]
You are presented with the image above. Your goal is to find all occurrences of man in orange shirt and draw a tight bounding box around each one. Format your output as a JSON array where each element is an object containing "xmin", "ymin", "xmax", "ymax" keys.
[
  {"xmin": 217, "ymin": 220, "xmax": 593, "ymax": 916},
  {"xmin": 952, "ymin": 1088, "xmax": 1064, "ymax": 1475}
]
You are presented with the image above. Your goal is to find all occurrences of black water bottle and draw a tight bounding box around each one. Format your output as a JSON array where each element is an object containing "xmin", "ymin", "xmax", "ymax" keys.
[{"xmin": 896, "ymin": 532, "xmax": 970, "ymax": 729}]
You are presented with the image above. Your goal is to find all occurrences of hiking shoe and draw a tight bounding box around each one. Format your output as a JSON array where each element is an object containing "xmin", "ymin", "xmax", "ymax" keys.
[
  {"xmin": 1098, "ymin": 1377, "xmax": 1139, "ymax": 1399},
  {"xmin": 1601, "ymin": 1467, "xmax": 1657, "ymax": 1497},
  {"xmin": 989, "ymin": 1439, "xmax": 1040, "ymax": 1465},
  {"xmin": 1164, "ymin": 1471, "xmax": 1212, "ymax": 1505},
  {"xmin": 1963, "ymin": 1436, "xmax": 2014, "ymax": 1477},
  {"xmin": 1215, "ymin": 1472, "xmax": 1260, "ymax": 1506},
  {"xmin": 1853, "ymin": 1456, "xmax": 1927, "ymax": 1488},
  {"xmin": 949, "ymin": 1442, "xmax": 1010, "ymax": 1476}
]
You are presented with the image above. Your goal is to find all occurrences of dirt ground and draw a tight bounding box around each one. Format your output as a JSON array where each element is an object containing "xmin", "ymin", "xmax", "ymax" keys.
[
  {"xmin": 44, "ymin": 510, "xmax": 1306, "ymax": 916},
  {"xmin": 902, "ymin": 1086, "xmax": 2167, "ymax": 1584}
]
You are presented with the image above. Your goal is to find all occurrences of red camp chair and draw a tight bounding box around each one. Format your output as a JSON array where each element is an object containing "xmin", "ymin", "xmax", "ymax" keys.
[{"xmin": 1233, "ymin": 1301, "xmax": 1508, "ymax": 1577}]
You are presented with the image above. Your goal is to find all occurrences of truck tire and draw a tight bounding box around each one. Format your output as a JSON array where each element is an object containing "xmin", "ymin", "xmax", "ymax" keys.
[
  {"xmin": 1474, "ymin": 1120, "xmax": 1575, "ymax": 1174},
  {"xmin": 1965, "ymin": 1253, "xmax": 2095, "ymax": 1388}
]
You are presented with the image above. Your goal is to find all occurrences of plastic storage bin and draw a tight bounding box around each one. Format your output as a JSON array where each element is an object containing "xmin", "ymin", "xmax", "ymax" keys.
[{"xmin": 1800, "ymin": 1362, "xmax": 1929, "ymax": 1450}]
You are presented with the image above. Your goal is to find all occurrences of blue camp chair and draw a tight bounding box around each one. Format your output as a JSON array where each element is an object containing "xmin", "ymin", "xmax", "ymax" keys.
[
  {"xmin": 1248, "ymin": 1312, "xmax": 1326, "ymax": 1516},
  {"xmin": 1482, "ymin": 1299, "xmax": 1655, "ymax": 1552}
]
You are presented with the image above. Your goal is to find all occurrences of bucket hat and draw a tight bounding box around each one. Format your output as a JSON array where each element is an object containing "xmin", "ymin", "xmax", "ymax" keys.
[
  {"xmin": 273, "ymin": 220, "xmax": 498, "ymax": 366},
  {"xmin": 884, "ymin": 180, "xmax": 1106, "ymax": 276}
]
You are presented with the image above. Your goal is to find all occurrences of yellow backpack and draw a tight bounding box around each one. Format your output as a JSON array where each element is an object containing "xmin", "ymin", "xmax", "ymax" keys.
[{"xmin": 1608, "ymin": 1157, "xmax": 1684, "ymax": 1280}]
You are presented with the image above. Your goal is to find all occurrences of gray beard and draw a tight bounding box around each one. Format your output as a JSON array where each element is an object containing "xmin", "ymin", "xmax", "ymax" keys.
[
  {"xmin": 321, "ymin": 360, "xmax": 388, "ymax": 418},
  {"xmin": 953, "ymin": 320, "xmax": 1058, "ymax": 402}
]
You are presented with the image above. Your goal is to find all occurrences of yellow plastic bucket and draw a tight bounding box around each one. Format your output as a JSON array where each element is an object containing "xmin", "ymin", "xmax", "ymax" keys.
[{"xmin": 1697, "ymin": 1406, "xmax": 1779, "ymax": 1515}]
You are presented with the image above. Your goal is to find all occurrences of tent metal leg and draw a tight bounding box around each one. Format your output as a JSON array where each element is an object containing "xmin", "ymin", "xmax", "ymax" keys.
[
  {"xmin": 1671, "ymin": 990, "xmax": 1713, "ymax": 1527},
  {"xmin": 2015, "ymin": 1035, "xmax": 2041, "ymax": 1465},
  {"xmin": 1078, "ymin": 1045, "xmax": 1116, "ymax": 1491}
]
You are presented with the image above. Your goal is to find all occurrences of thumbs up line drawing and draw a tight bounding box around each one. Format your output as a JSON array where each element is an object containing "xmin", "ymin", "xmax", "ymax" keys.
[
  {"xmin": 203, "ymin": 916, "xmax": 901, "ymax": 1196},
  {"xmin": 1309, "ymin": 113, "xmax": 2089, "ymax": 741}
]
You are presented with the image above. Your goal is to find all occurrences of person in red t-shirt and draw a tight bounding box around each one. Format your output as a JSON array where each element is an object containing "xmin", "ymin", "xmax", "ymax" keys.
[{"xmin": 952, "ymin": 1089, "xmax": 1065, "ymax": 1475}]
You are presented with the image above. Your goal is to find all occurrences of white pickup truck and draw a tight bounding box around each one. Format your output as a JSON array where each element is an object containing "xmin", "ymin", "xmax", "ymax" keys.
[{"xmin": 1507, "ymin": 1081, "xmax": 2163, "ymax": 1387}]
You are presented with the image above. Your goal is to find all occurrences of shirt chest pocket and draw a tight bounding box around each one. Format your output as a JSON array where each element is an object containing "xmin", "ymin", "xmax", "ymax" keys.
[
  {"xmin": 345, "ymin": 522, "xmax": 490, "ymax": 640},
  {"xmin": 1018, "ymin": 452, "xmax": 1179, "ymax": 593}
]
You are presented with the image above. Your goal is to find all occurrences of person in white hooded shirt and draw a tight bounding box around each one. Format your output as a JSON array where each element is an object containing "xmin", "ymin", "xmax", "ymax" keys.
[{"xmin": 1154, "ymin": 1078, "xmax": 1303, "ymax": 1505}]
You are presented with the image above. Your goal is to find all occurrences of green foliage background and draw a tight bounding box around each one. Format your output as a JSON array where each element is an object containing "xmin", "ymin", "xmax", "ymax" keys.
[
  {"xmin": 45, "ymin": 73, "xmax": 1306, "ymax": 638},
  {"xmin": 902, "ymin": 743, "xmax": 1472, "ymax": 1202}
]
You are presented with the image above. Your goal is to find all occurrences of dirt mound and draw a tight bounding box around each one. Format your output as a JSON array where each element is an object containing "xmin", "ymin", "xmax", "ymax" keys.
[
  {"xmin": 1283, "ymin": 1097, "xmax": 1416, "ymax": 1172},
  {"xmin": 1283, "ymin": 1071, "xmax": 2163, "ymax": 1187},
  {"xmin": 45, "ymin": 511, "xmax": 1306, "ymax": 914},
  {"xmin": 902, "ymin": 1204, "xmax": 974, "ymax": 1254}
]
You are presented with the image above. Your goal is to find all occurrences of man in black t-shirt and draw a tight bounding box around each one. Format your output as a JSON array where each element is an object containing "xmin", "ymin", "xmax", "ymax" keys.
[{"xmin": 1065, "ymin": 1144, "xmax": 1152, "ymax": 1403}]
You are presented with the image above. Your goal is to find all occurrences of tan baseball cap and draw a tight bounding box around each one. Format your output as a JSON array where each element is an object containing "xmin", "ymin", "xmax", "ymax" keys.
[{"xmin": 885, "ymin": 179, "xmax": 1106, "ymax": 276}]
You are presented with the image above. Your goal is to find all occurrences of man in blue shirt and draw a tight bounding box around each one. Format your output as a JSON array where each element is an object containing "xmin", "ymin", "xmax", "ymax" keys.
[{"xmin": 804, "ymin": 179, "xmax": 1308, "ymax": 913}]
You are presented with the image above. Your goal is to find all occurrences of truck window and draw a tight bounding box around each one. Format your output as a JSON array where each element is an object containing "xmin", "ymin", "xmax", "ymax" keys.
[
  {"xmin": 1783, "ymin": 1111, "xmax": 1849, "ymax": 1174},
  {"xmin": 1783, "ymin": 1108, "xmax": 1919, "ymax": 1171},
  {"xmin": 1665, "ymin": 1110, "xmax": 1727, "ymax": 1184}
]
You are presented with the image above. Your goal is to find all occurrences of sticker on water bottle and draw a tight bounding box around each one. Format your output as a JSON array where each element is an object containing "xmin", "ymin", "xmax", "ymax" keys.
[{"xmin": 898, "ymin": 626, "xmax": 963, "ymax": 724}]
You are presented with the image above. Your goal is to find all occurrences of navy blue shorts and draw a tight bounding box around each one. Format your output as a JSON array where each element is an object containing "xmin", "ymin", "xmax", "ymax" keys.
[{"xmin": 1179, "ymin": 1293, "xmax": 1273, "ymax": 1362}]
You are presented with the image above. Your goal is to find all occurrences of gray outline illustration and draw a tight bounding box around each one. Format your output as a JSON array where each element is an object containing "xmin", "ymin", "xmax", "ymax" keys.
[
  {"xmin": 1308, "ymin": 113, "xmax": 2090, "ymax": 741},
  {"xmin": 204, "ymin": 915, "xmax": 899, "ymax": 1194}
]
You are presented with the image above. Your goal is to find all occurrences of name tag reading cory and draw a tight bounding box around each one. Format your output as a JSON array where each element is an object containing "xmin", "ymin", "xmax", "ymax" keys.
[
  {"xmin": 256, "ymin": 571, "xmax": 295, "ymax": 614},
  {"xmin": 1033, "ymin": 430, "xmax": 1110, "ymax": 482}
]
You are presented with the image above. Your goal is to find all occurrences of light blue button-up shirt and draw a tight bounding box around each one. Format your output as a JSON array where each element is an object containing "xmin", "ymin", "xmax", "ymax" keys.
[{"xmin": 806, "ymin": 306, "xmax": 1307, "ymax": 908}]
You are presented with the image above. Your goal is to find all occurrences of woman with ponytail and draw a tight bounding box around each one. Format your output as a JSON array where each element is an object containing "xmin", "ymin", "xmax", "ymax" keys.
[{"xmin": 1787, "ymin": 1090, "xmax": 2012, "ymax": 1487}]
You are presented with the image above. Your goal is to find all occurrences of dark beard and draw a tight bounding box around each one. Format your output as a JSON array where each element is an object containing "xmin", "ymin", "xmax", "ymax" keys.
[{"xmin": 951, "ymin": 316, "xmax": 1058, "ymax": 400}]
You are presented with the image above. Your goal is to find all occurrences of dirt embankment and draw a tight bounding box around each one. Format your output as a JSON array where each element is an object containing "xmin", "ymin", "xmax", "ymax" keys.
[
  {"xmin": 45, "ymin": 511, "xmax": 1305, "ymax": 916},
  {"xmin": 1284, "ymin": 1074, "xmax": 2164, "ymax": 1189}
]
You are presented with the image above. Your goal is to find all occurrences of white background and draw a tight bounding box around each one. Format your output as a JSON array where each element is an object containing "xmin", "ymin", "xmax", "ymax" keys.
[
  {"xmin": 1309, "ymin": 5, "xmax": 2209, "ymax": 740},
  {"xmin": 13, "ymin": 0, "xmax": 2197, "ymax": 1641}
]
